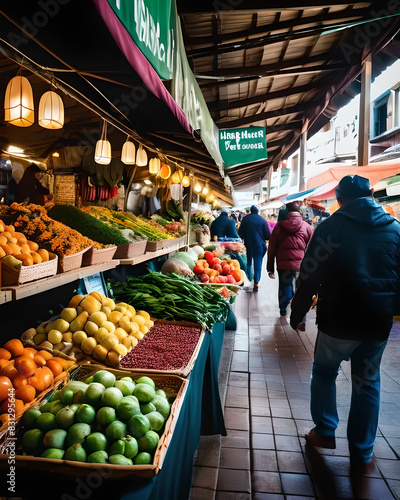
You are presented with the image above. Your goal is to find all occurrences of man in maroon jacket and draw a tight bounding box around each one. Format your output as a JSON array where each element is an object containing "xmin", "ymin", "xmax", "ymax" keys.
[{"xmin": 267, "ymin": 200, "xmax": 314, "ymax": 324}]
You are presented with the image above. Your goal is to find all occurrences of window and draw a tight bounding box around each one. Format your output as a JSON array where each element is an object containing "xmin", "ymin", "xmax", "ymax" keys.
[{"xmin": 372, "ymin": 89, "xmax": 391, "ymax": 138}]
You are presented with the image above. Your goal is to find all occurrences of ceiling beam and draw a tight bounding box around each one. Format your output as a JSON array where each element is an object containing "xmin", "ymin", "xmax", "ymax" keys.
[
  {"xmin": 217, "ymin": 103, "xmax": 307, "ymax": 128},
  {"xmin": 266, "ymin": 120, "xmax": 303, "ymax": 134}
]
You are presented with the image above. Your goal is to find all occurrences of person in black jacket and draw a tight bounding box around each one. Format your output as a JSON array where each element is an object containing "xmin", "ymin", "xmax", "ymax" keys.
[
  {"xmin": 210, "ymin": 210, "xmax": 239, "ymax": 240},
  {"xmin": 290, "ymin": 175, "xmax": 400, "ymax": 474}
]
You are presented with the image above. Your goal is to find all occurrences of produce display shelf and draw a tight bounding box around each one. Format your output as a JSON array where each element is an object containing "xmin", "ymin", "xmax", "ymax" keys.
[
  {"xmin": 0, "ymin": 290, "xmax": 12, "ymax": 304},
  {"xmin": 119, "ymin": 239, "xmax": 187, "ymax": 266},
  {"xmin": 0, "ymin": 261, "xmax": 119, "ymax": 301}
]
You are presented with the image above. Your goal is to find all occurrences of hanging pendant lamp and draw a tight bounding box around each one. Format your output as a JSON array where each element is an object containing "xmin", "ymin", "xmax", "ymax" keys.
[
  {"xmin": 181, "ymin": 174, "xmax": 190, "ymax": 187},
  {"xmin": 136, "ymin": 144, "xmax": 148, "ymax": 166},
  {"xmin": 194, "ymin": 180, "xmax": 203, "ymax": 194},
  {"xmin": 121, "ymin": 137, "xmax": 136, "ymax": 165},
  {"xmin": 201, "ymin": 182, "xmax": 209, "ymax": 196},
  {"xmin": 38, "ymin": 90, "xmax": 64, "ymax": 129},
  {"xmin": 149, "ymin": 157, "xmax": 161, "ymax": 174},
  {"xmin": 94, "ymin": 121, "xmax": 111, "ymax": 165},
  {"xmin": 159, "ymin": 163, "xmax": 171, "ymax": 179},
  {"xmin": 171, "ymin": 169, "xmax": 183, "ymax": 184},
  {"xmin": 4, "ymin": 72, "xmax": 34, "ymax": 127}
]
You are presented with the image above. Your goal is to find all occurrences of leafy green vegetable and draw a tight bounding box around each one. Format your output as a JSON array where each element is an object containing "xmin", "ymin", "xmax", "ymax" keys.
[{"xmin": 47, "ymin": 204, "xmax": 130, "ymax": 245}]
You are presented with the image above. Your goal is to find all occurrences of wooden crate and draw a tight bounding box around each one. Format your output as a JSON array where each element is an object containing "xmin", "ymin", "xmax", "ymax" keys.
[
  {"xmin": 114, "ymin": 240, "xmax": 147, "ymax": 259},
  {"xmin": 0, "ymin": 366, "xmax": 188, "ymax": 479},
  {"xmin": 82, "ymin": 245, "xmax": 117, "ymax": 267},
  {"xmin": 58, "ymin": 246, "xmax": 91, "ymax": 273},
  {"xmin": 1, "ymin": 252, "xmax": 58, "ymax": 286}
]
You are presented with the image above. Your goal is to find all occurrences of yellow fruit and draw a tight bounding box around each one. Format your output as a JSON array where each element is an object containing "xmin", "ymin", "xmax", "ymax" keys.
[
  {"xmin": 115, "ymin": 301, "xmax": 129, "ymax": 309},
  {"xmin": 111, "ymin": 344, "xmax": 127, "ymax": 357},
  {"xmin": 47, "ymin": 330, "xmax": 63, "ymax": 345},
  {"xmin": 114, "ymin": 306, "xmax": 127, "ymax": 316},
  {"xmin": 45, "ymin": 319, "xmax": 69, "ymax": 334},
  {"xmin": 102, "ymin": 321, "xmax": 115, "ymax": 334},
  {"xmin": 68, "ymin": 294, "xmax": 84, "ymax": 309},
  {"xmin": 88, "ymin": 311, "xmax": 107, "ymax": 327},
  {"xmin": 133, "ymin": 315, "xmax": 146, "ymax": 327},
  {"xmin": 53, "ymin": 342, "xmax": 66, "ymax": 351},
  {"xmin": 69, "ymin": 311, "xmax": 89, "ymax": 333},
  {"xmin": 129, "ymin": 322, "xmax": 139, "ymax": 334},
  {"xmin": 139, "ymin": 324, "xmax": 149, "ymax": 335},
  {"xmin": 79, "ymin": 295, "xmax": 102, "ymax": 315},
  {"xmin": 100, "ymin": 306, "xmax": 112, "ymax": 317},
  {"xmin": 137, "ymin": 310, "xmax": 150, "ymax": 321},
  {"xmin": 36, "ymin": 322, "xmax": 48, "ymax": 335},
  {"xmin": 127, "ymin": 304, "xmax": 136, "ymax": 317},
  {"xmin": 108, "ymin": 311, "xmax": 123, "ymax": 324},
  {"xmin": 114, "ymin": 328, "xmax": 128, "ymax": 341},
  {"xmin": 62, "ymin": 332, "xmax": 73, "ymax": 343},
  {"xmin": 92, "ymin": 344, "xmax": 108, "ymax": 362},
  {"xmin": 106, "ymin": 351, "xmax": 120, "ymax": 367},
  {"xmin": 38, "ymin": 340, "xmax": 54, "ymax": 350},
  {"xmin": 94, "ymin": 328, "xmax": 111, "ymax": 344},
  {"xmin": 81, "ymin": 337, "xmax": 97, "ymax": 355},
  {"xmin": 122, "ymin": 336, "xmax": 135, "ymax": 350},
  {"xmin": 20, "ymin": 328, "xmax": 36, "ymax": 342},
  {"xmin": 102, "ymin": 297, "xmax": 116, "ymax": 311},
  {"xmin": 101, "ymin": 335, "xmax": 119, "ymax": 351},
  {"xmin": 60, "ymin": 308, "xmax": 77, "ymax": 323},
  {"xmin": 33, "ymin": 333, "xmax": 46, "ymax": 345},
  {"xmin": 72, "ymin": 330, "xmax": 87, "ymax": 345},
  {"xmin": 89, "ymin": 291, "xmax": 105, "ymax": 303},
  {"xmin": 85, "ymin": 321, "xmax": 99, "ymax": 336},
  {"xmin": 132, "ymin": 331, "xmax": 144, "ymax": 341}
]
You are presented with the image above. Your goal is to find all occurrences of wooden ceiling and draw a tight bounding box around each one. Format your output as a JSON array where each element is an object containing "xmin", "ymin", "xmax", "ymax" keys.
[{"xmin": 178, "ymin": 1, "xmax": 400, "ymax": 189}]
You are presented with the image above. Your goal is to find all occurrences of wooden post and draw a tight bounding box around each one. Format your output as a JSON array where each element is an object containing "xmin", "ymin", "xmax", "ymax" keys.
[
  {"xmin": 299, "ymin": 130, "xmax": 307, "ymax": 192},
  {"xmin": 358, "ymin": 53, "xmax": 372, "ymax": 166},
  {"xmin": 124, "ymin": 165, "xmax": 137, "ymax": 211},
  {"xmin": 185, "ymin": 175, "xmax": 194, "ymax": 248}
]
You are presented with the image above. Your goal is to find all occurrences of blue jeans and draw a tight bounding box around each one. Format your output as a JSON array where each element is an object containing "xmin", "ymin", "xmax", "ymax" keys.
[
  {"xmin": 277, "ymin": 269, "xmax": 298, "ymax": 316},
  {"xmin": 311, "ymin": 330, "xmax": 388, "ymax": 462},
  {"xmin": 246, "ymin": 245, "xmax": 266, "ymax": 283}
]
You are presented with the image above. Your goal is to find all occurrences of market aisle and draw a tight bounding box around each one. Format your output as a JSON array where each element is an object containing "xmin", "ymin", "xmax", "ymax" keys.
[{"xmin": 190, "ymin": 273, "xmax": 400, "ymax": 499}]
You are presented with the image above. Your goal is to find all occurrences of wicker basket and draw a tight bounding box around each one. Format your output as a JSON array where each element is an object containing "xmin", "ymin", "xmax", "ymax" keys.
[
  {"xmin": 58, "ymin": 246, "xmax": 91, "ymax": 273},
  {"xmin": 1, "ymin": 252, "xmax": 58, "ymax": 286},
  {"xmin": 117, "ymin": 319, "xmax": 205, "ymax": 377},
  {"xmin": 81, "ymin": 245, "xmax": 117, "ymax": 267},
  {"xmin": 0, "ymin": 365, "xmax": 188, "ymax": 479},
  {"xmin": 145, "ymin": 239, "xmax": 166, "ymax": 252},
  {"xmin": 114, "ymin": 240, "xmax": 147, "ymax": 259}
]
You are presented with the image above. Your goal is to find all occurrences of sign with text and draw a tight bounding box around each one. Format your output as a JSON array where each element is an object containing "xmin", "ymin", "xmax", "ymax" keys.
[{"xmin": 219, "ymin": 127, "xmax": 267, "ymax": 168}]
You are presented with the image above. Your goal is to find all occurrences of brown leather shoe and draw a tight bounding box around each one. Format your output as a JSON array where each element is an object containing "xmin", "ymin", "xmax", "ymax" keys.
[
  {"xmin": 253, "ymin": 282, "xmax": 259, "ymax": 292},
  {"xmin": 305, "ymin": 428, "xmax": 336, "ymax": 449}
]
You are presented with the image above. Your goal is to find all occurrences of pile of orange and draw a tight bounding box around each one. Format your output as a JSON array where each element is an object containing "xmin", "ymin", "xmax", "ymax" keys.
[
  {"xmin": 0, "ymin": 219, "xmax": 49, "ymax": 266},
  {"xmin": 0, "ymin": 338, "xmax": 75, "ymax": 426}
]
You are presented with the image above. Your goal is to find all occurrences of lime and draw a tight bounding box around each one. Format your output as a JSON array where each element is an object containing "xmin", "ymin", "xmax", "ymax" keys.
[
  {"xmin": 109, "ymin": 439, "xmax": 125, "ymax": 456},
  {"xmin": 138, "ymin": 430, "xmax": 159, "ymax": 453},
  {"xmin": 134, "ymin": 452, "xmax": 152, "ymax": 464},
  {"xmin": 151, "ymin": 395, "xmax": 170, "ymax": 420},
  {"xmin": 66, "ymin": 423, "xmax": 91, "ymax": 447},
  {"xmin": 128, "ymin": 414, "xmax": 150, "ymax": 439},
  {"xmin": 101, "ymin": 387, "xmax": 123, "ymax": 408},
  {"xmin": 105, "ymin": 420, "xmax": 127, "ymax": 441},
  {"xmin": 92, "ymin": 370, "xmax": 116, "ymax": 388},
  {"xmin": 96, "ymin": 406, "xmax": 117, "ymax": 427},
  {"xmin": 83, "ymin": 382, "xmax": 105, "ymax": 407},
  {"xmin": 155, "ymin": 389, "xmax": 167, "ymax": 399},
  {"xmin": 64, "ymin": 443, "xmax": 87, "ymax": 462},
  {"xmin": 145, "ymin": 411, "xmax": 165, "ymax": 432},
  {"xmin": 43, "ymin": 428, "xmax": 68, "ymax": 449},
  {"xmin": 55, "ymin": 407, "xmax": 75, "ymax": 430},
  {"xmin": 114, "ymin": 379, "xmax": 135, "ymax": 396},
  {"xmin": 21, "ymin": 407, "xmax": 41, "ymax": 429},
  {"xmin": 133, "ymin": 383, "xmax": 155, "ymax": 404},
  {"xmin": 60, "ymin": 389, "xmax": 74, "ymax": 405},
  {"xmin": 117, "ymin": 398, "xmax": 141, "ymax": 421},
  {"xmin": 35, "ymin": 412, "xmax": 57, "ymax": 433},
  {"xmin": 140, "ymin": 402, "xmax": 156, "ymax": 415},
  {"xmin": 22, "ymin": 428, "xmax": 45, "ymax": 453},
  {"xmin": 75, "ymin": 404, "xmax": 96, "ymax": 424},
  {"xmin": 135, "ymin": 376, "xmax": 155, "ymax": 390},
  {"xmin": 85, "ymin": 432, "xmax": 108, "ymax": 453},
  {"xmin": 109, "ymin": 454, "xmax": 133, "ymax": 465},
  {"xmin": 40, "ymin": 448, "xmax": 65, "ymax": 459},
  {"xmin": 88, "ymin": 450, "xmax": 108, "ymax": 463},
  {"xmin": 123, "ymin": 435, "xmax": 138, "ymax": 459}
]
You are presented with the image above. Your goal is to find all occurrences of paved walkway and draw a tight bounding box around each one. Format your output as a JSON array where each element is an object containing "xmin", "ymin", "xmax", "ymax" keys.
[{"xmin": 190, "ymin": 273, "xmax": 400, "ymax": 499}]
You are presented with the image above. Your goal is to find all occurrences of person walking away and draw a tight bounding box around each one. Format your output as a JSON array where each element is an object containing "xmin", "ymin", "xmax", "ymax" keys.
[
  {"xmin": 290, "ymin": 175, "xmax": 400, "ymax": 475},
  {"xmin": 238, "ymin": 205, "xmax": 270, "ymax": 291},
  {"xmin": 210, "ymin": 210, "xmax": 239, "ymax": 241},
  {"xmin": 15, "ymin": 163, "xmax": 49, "ymax": 205},
  {"xmin": 266, "ymin": 200, "xmax": 313, "ymax": 321}
]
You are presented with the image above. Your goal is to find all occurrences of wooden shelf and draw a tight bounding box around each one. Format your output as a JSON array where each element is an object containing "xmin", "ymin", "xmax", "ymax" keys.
[
  {"xmin": 119, "ymin": 240, "xmax": 186, "ymax": 266},
  {"xmin": 1, "ymin": 261, "xmax": 119, "ymax": 301}
]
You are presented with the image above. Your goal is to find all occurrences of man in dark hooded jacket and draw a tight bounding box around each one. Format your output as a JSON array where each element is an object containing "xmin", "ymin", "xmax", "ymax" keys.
[
  {"xmin": 267, "ymin": 200, "xmax": 314, "ymax": 316},
  {"xmin": 238, "ymin": 205, "xmax": 270, "ymax": 291},
  {"xmin": 210, "ymin": 210, "xmax": 239, "ymax": 240},
  {"xmin": 290, "ymin": 175, "xmax": 400, "ymax": 474}
]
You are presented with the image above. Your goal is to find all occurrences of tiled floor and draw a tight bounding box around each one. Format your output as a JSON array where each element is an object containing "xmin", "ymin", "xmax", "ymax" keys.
[{"xmin": 190, "ymin": 273, "xmax": 400, "ymax": 499}]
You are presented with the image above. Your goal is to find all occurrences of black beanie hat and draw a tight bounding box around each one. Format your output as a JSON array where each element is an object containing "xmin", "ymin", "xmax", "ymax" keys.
[{"xmin": 335, "ymin": 175, "xmax": 372, "ymax": 201}]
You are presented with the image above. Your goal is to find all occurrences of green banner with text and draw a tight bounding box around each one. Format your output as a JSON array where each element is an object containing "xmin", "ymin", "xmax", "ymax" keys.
[
  {"xmin": 219, "ymin": 127, "xmax": 267, "ymax": 168},
  {"xmin": 107, "ymin": 0, "xmax": 175, "ymax": 80}
]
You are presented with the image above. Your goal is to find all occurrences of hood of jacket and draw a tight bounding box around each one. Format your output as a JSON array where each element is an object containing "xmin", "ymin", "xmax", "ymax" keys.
[
  {"xmin": 334, "ymin": 197, "xmax": 394, "ymax": 227},
  {"xmin": 278, "ymin": 211, "xmax": 304, "ymax": 233}
]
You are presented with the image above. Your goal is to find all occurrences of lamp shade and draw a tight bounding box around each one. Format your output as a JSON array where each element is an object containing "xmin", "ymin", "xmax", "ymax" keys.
[
  {"xmin": 201, "ymin": 183, "xmax": 209, "ymax": 196},
  {"xmin": 4, "ymin": 75, "xmax": 34, "ymax": 127},
  {"xmin": 194, "ymin": 181, "xmax": 202, "ymax": 194},
  {"xmin": 136, "ymin": 144, "xmax": 148, "ymax": 166},
  {"xmin": 171, "ymin": 170, "xmax": 183, "ymax": 184},
  {"xmin": 149, "ymin": 157, "xmax": 161, "ymax": 174},
  {"xmin": 38, "ymin": 91, "xmax": 64, "ymax": 129},
  {"xmin": 159, "ymin": 164, "xmax": 171, "ymax": 179},
  {"xmin": 95, "ymin": 121, "xmax": 111, "ymax": 165},
  {"xmin": 121, "ymin": 138, "xmax": 136, "ymax": 165},
  {"xmin": 206, "ymin": 193, "xmax": 215, "ymax": 204},
  {"xmin": 181, "ymin": 175, "xmax": 190, "ymax": 187}
]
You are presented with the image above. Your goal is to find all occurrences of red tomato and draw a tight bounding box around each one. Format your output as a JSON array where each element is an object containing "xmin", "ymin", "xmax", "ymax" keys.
[
  {"xmin": 221, "ymin": 264, "xmax": 231, "ymax": 275},
  {"xmin": 204, "ymin": 251, "xmax": 214, "ymax": 265},
  {"xmin": 212, "ymin": 264, "xmax": 222, "ymax": 273},
  {"xmin": 0, "ymin": 376, "xmax": 13, "ymax": 403},
  {"xmin": 212, "ymin": 258, "xmax": 221, "ymax": 266}
]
